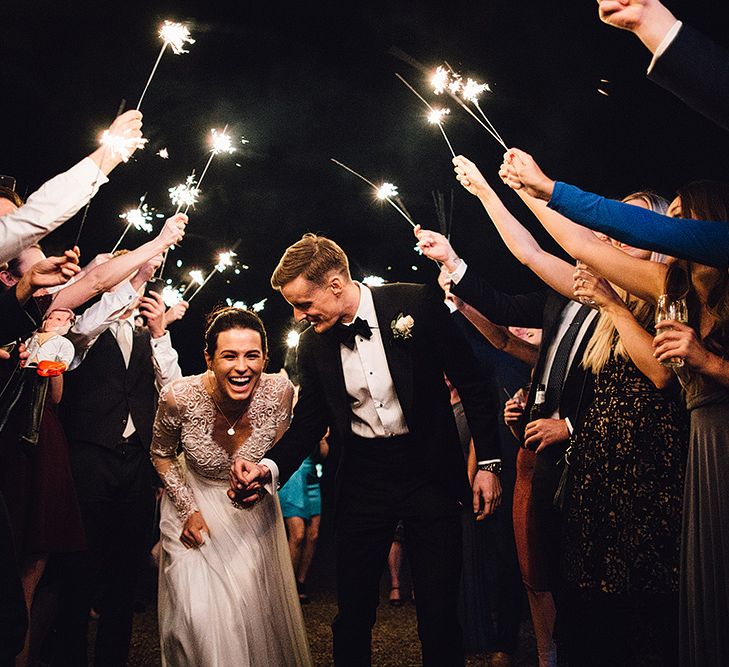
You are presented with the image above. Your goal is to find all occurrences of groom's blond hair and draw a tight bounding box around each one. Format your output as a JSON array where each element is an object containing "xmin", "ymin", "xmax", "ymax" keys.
[{"xmin": 271, "ymin": 233, "xmax": 350, "ymax": 289}]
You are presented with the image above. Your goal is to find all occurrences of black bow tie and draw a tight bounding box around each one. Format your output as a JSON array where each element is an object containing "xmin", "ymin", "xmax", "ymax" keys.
[{"xmin": 333, "ymin": 317, "xmax": 372, "ymax": 350}]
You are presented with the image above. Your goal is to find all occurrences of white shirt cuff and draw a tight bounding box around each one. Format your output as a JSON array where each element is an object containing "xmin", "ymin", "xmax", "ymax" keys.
[
  {"xmin": 259, "ymin": 457, "xmax": 279, "ymax": 495},
  {"xmin": 448, "ymin": 258, "xmax": 468, "ymax": 285},
  {"xmin": 647, "ymin": 20, "xmax": 682, "ymax": 74},
  {"xmin": 75, "ymin": 156, "xmax": 110, "ymax": 188},
  {"xmin": 477, "ymin": 458, "xmax": 502, "ymax": 465},
  {"xmin": 564, "ymin": 417, "xmax": 574, "ymax": 436}
]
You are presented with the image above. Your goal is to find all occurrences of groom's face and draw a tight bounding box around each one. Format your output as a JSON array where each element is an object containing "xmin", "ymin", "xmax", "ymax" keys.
[{"xmin": 280, "ymin": 274, "xmax": 343, "ymax": 334}]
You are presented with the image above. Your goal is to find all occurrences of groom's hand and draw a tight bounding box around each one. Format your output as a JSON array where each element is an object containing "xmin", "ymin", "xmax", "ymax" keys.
[
  {"xmin": 228, "ymin": 459, "xmax": 271, "ymax": 505},
  {"xmin": 472, "ymin": 470, "xmax": 502, "ymax": 520}
]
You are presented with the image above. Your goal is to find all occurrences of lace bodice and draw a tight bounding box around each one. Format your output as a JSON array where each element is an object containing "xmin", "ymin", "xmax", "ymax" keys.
[{"xmin": 151, "ymin": 373, "xmax": 294, "ymax": 520}]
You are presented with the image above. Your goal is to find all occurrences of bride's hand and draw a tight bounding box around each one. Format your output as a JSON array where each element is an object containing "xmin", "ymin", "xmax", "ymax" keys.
[{"xmin": 180, "ymin": 511, "xmax": 210, "ymax": 549}]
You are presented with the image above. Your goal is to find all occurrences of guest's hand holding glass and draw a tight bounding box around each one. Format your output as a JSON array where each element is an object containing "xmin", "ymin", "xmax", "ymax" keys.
[
  {"xmin": 573, "ymin": 265, "xmax": 621, "ymax": 310},
  {"xmin": 653, "ymin": 296, "xmax": 699, "ymax": 368}
]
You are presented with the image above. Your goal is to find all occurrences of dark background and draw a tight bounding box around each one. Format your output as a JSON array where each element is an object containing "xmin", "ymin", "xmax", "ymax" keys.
[{"xmin": 3, "ymin": 0, "xmax": 728, "ymax": 372}]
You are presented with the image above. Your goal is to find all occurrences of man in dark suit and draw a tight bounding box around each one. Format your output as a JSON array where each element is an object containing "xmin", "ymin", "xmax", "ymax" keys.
[
  {"xmin": 415, "ymin": 228, "xmax": 598, "ymax": 601},
  {"xmin": 232, "ymin": 233, "xmax": 502, "ymax": 667},
  {"xmin": 54, "ymin": 288, "xmax": 181, "ymax": 667},
  {"xmin": 598, "ymin": 0, "xmax": 729, "ymax": 131}
]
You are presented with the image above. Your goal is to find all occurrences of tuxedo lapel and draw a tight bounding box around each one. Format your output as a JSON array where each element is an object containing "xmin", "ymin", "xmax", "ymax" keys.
[
  {"xmin": 370, "ymin": 287, "xmax": 414, "ymax": 429},
  {"xmin": 313, "ymin": 327, "xmax": 351, "ymax": 436}
]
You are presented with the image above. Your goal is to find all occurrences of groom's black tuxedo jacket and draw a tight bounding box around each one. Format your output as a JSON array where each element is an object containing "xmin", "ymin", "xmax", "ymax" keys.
[
  {"xmin": 266, "ymin": 283, "xmax": 501, "ymax": 506},
  {"xmin": 451, "ymin": 269, "xmax": 596, "ymax": 439}
]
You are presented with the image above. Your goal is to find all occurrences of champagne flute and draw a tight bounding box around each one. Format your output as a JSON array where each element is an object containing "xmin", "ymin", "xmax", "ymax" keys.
[{"xmin": 655, "ymin": 294, "xmax": 688, "ymax": 368}]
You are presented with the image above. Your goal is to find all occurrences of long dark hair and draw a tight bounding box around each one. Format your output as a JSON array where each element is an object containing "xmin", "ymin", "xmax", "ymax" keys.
[
  {"xmin": 665, "ymin": 180, "xmax": 729, "ymax": 351},
  {"xmin": 204, "ymin": 306, "xmax": 268, "ymax": 357}
]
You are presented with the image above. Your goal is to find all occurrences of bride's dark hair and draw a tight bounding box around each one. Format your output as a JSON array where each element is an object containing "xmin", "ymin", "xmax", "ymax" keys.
[{"xmin": 204, "ymin": 306, "xmax": 268, "ymax": 357}]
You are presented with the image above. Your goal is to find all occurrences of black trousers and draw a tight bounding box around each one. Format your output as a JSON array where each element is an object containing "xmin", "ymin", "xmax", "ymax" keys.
[
  {"xmin": 52, "ymin": 436, "xmax": 155, "ymax": 667},
  {"xmin": 332, "ymin": 435, "xmax": 465, "ymax": 667}
]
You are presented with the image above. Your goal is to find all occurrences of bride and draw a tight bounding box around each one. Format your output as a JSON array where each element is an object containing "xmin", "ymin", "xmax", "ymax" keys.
[{"xmin": 150, "ymin": 306, "xmax": 312, "ymax": 666}]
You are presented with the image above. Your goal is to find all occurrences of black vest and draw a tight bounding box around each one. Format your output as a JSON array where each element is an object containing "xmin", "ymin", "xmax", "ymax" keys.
[{"xmin": 60, "ymin": 328, "xmax": 158, "ymax": 449}]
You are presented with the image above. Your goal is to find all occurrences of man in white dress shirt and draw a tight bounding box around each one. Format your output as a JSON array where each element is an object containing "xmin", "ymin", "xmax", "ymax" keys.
[{"xmin": 232, "ymin": 234, "xmax": 502, "ymax": 667}]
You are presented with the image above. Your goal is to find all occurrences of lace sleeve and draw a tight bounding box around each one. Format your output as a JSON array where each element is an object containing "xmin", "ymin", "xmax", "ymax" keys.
[
  {"xmin": 150, "ymin": 381, "xmax": 199, "ymax": 521},
  {"xmin": 233, "ymin": 374, "xmax": 295, "ymax": 462}
]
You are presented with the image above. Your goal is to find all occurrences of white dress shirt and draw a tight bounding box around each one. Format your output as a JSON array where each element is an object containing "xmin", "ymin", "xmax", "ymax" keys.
[
  {"xmin": 68, "ymin": 280, "xmax": 182, "ymax": 386},
  {"xmin": 0, "ymin": 157, "xmax": 109, "ymax": 264},
  {"xmin": 340, "ymin": 283, "xmax": 408, "ymax": 439}
]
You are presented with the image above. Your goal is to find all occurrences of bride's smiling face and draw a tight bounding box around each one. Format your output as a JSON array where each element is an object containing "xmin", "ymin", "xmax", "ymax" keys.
[{"xmin": 205, "ymin": 328, "xmax": 266, "ymax": 403}]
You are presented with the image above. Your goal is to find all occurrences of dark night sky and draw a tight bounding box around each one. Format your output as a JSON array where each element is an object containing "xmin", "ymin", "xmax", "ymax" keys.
[{"xmin": 3, "ymin": 0, "xmax": 728, "ymax": 372}]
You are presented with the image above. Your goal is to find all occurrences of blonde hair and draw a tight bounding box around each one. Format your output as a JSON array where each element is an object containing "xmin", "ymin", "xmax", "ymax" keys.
[
  {"xmin": 582, "ymin": 288, "xmax": 655, "ymax": 373},
  {"xmin": 271, "ymin": 233, "xmax": 350, "ymax": 290},
  {"xmin": 582, "ymin": 190, "xmax": 667, "ymax": 374}
]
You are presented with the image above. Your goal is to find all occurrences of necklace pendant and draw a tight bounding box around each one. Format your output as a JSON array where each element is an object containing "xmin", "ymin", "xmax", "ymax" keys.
[{"xmin": 227, "ymin": 427, "xmax": 236, "ymax": 436}]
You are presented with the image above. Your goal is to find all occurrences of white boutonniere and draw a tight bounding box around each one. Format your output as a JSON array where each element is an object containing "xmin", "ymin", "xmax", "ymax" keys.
[{"xmin": 391, "ymin": 313, "xmax": 415, "ymax": 340}]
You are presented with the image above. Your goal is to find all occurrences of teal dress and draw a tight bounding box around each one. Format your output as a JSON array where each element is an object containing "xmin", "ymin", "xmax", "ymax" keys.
[{"xmin": 278, "ymin": 455, "xmax": 321, "ymax": 520}]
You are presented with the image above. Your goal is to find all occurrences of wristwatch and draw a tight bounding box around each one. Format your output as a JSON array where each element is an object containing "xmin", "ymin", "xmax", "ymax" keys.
[{"xmin": 477, "ymin": 461, "xmax": 502, "ymax": 476}]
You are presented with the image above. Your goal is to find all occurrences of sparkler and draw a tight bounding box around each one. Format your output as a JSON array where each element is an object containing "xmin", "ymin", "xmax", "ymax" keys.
[
  {"xmin": 161, "ymin": 285, "xmax": 184, "ymax": 307},
  {"xmin": 137, "ymin": 21, "xmax": 195, "ymax": 110},
  {"xmin": 286, "ymin": 330, "xmax": 300, "ymax": 348},
  {"xmin": 395, "ymin": 73, "xmax": 457, "ymax": 158},
  {"xmin": 111, "ymin": 195, "xmax": 154, "ymax": 252},
  {"xmin": 431, "ymin": 65, "xmax": 507, "ymax": 150},
  {"xmin": 362, "ymin": 275, "xmax": 386, "ymax": 287},
  {"xmin": 180, "ymin": 269, "xmax": 205, "ymax": 297},
  {"xmin": 330, "ymin": 159, "xmax": 416, "ymax": 228},
  {"xmin": 100, "ymin": 129, "xmax": 148, "ymax": 163},
  {"xmin": 251, "ymin": 299, "xmax": 267, "ymax": 313},
  {"xmin": 168, "ymin": 172, "xmax": 200, "ymax": 213},
  {"xmin": 188, "ymin": 249, "xmax": 238, "ymax": 302}
]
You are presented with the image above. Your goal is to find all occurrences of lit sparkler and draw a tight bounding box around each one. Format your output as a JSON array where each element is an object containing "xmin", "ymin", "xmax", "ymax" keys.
[
  {"xmin": 137, "ymin": 20, "xmax": 195, "ymax": 110},
  {"xmin": 100, "ymin": 130, "xmax": 148, "ymax": 163},
  {"xmin": 251, "ymin": 299, "xmax": 267, "ymax": 313},
  {"xmin": 111, "ymin": 196, "xmax": 154, "ymax": 252},
  {"xmin": 286, "ymin": 330, "xmax": 300, "ymax": 348},
  {"xmin": 161, "ymin": 285, "xmax": 184, "ymax": 307},
  {"xmin": 157, "ymin": 148, "xmax": 169, "ymax": 159},
  {"xmin": 431, "ymin": 65, "xmax": 507, "ymax": 149},
  {"xmin": 188, "ymin": 250, "xmax": 238, "ymax": 302},
  {"xmin": 362, "ymin": 275, "xmax": 386, "ymax": 287},
  {"xmin": 331, "ymin": 159, "xmax": 416, "ymax": 228},
  {"xmin": 168, "ymin": 172, "xmax": 200, "ymax": 212},
  {"xmin": 396, "ymin": 73, "xmax": 457, "ymax": 158},
  {"xmin": 180, "ymin": 269, "xmax": 205, "ymax": 296}
]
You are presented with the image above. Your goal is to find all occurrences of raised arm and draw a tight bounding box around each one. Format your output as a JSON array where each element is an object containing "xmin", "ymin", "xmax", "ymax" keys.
[
  {"xmin": 0, "ymin": 111, "xmax": 145, "ymax": 264},
  {"xmin": 450, "ymin": 155, "xmax": 575, "ymax": 299},
  {"xmin": 500, "ymin": 149, "xmax": 668, "ymax": 302},
  {"xmin": 500, "ymin": 147, "xmax": 729, "ymax": 269},
  {"xmin": 50, "ymin": 214, "xmax": 187, "ymax": 311}
]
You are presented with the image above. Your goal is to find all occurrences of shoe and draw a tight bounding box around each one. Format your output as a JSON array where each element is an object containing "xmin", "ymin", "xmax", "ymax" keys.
[
  {"xmin": 487, "ymin": 651, "xmax": 512, "ymax": 667},
  {"xmin": 297, "ymin": 581, "xmax": 310, "ymax": 604}
]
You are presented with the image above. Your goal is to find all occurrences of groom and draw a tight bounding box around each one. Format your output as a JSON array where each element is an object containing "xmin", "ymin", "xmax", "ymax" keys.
[{"xmin": 231, "ymin": 234, "xmax": 501, "ymax": 666}]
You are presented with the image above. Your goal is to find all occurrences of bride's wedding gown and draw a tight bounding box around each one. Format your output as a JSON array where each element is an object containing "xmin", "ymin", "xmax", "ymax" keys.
[{"xmin": 151, "ymin": 372, "xmax": 312, "ymax": 667}]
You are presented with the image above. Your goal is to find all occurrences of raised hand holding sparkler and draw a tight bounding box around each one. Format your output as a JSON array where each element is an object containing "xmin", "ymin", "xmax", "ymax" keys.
[
  {"xmin": 331, "ymin": 159, "xmax": 416, "ymax": 228},
  {"xmin": 137, "ymin": 21, "xmax": 195, "ymax": 110}
]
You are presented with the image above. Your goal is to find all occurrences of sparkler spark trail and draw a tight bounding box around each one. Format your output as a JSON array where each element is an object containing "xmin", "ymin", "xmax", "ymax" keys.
[
  {"xmin": 431, "ymin": 65, "xmax": 507, "ymax": 150},
  {"xmin": 286, "ymin": 330, "xmax": 300, "ymax": 348},
  {"xmin": 188, "ymin": 242, "xmax": 242, "ymax": 303},
  {"xmin": 362, "ymin": 275, "xmax": 386, "ymax": 287},
  {"xmin": 137, "ymin": 21, "xmax": 195, "ymax": 110},
  {"xmin": 181, "ymin": 269, "xmax": 205, "ymax": 296},
  {"xmin": 112, "ymin": 196, "xmax": 154, "ymax": 252},
  {"xmin": 100, "ymin": 130, "xmax": 148, "ymax": 162},
  {"xmin": 396, "ymin": 73, "xmax": 457, "ymax": 158},
  {"xmin": 169, "ymin": 173, "xmax": 200, "ymax": 212},
  {"xmin": 330, "ymin": 159, "xmax": 416, "ymax": 228},
  {"xmin": 161, "ymin": 285, "xmax": 184, "ymax": 307}
]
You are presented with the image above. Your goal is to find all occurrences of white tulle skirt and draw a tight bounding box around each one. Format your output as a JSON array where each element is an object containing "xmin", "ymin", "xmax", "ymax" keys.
[{"xmin": 157, "ymin": 467, "xmax": 313, "ymax": 667}]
